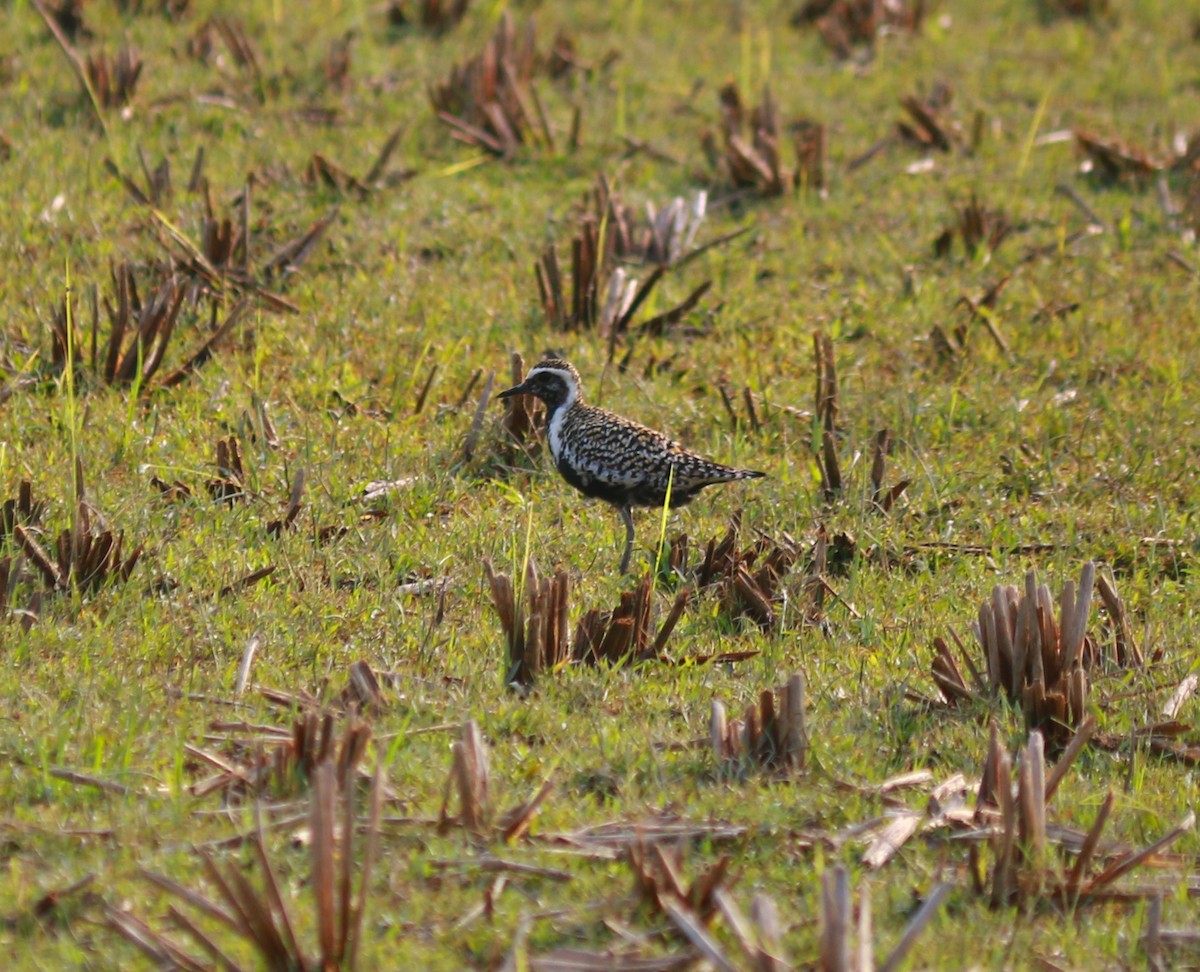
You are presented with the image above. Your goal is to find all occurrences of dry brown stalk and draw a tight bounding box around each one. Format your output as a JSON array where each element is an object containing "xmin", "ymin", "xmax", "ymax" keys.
[
  {"xmin": 896, "ymin": 83, "xmax": 959, "ymax": 153},
  {"xmin": 112, "ymin": 749, "xmax": 386, "ymax": 970},
  {"xmin": 931, "ymin": 562, "xmax": 1147, "ymax": 746},
  {"xmin": 710, "ymin": 673, "xmax": 808, "ymax": 773},
  {"xmin": 86, "ymin": 41, "xmax": 144, "ymax": 109},
  {"xmin": 665, "ymin": 514, "xmax": 807, "ymax": 632},
  {"xmin": 30, "ymin": 0, "xmax": 106, "ymax": 129},
  {"xmin": 1, "ymin": 481, "xmax": 43, "ymax": 540},
  {"xmin": 934, "ymin": 194, "xmax": 1012, "ymax": 259},
  {"xmin": 207, "ymin": 435, "xmax": 246, "ymax": 505},
  {"xmin": 46, "ymin": 260, "xmax": 253, "ymax": 394},
  {"xmin": 103, "ymin": 155, "xmax": 330, "ymax": 316},
  {"xmin": 972, "ymin": 722, "xmax": 1194, "ymax": 909},
  {"xmin": 1075, "ymin": 129, "xmax": 1161, "ymax": 183},
  {"xmin": 483, "ymin": 559, "xmax": 692, "ymax": 687},
  {"xmin": 265, "ymin": 467, "xmax": 306, "ymax": 538},
  {"xmin": 187, "ymin": 709, "xmax": 372, "ymax": 805},
  {"xmin": 815, "ymin": 864, "xmax": 950, "ymax": 972},
  {"xmin": 628, "ymin": 842, "xmax": 732, "ymax": 928},
  {"xmin": 812, "ymin": 329, "xmax": 842, "ymax": 498},
  {"xmin": 437, "ymin": 720, "xmax": 553, "ymax": 842},
  {"xmin": 439, "ymin": 719, "xmax": 491, "ymax": 833},
  {"xmin": 304, "ymin": 127, "xmax": 414, "ymax": 198},
  {"xmin": 702, "ymin": 83, "xmax": 824, "ymax": 199},
  {"xmin": 12, "ymin": 493, "xmax": 142, "ymax": 597},
  {"xmin": 793, "ymin": 0, "xmax": 925, "ymax": 58},
  {"xmin": 429, "ymin": 12, "xmax": 570, "ymax": 157},
  {"xmin": 870, "ymin": 429, "xmax": 910, "ymax": 512},
  {"xmin": 187, "ymin": 15, "xmax": 261, "ymax": 80},
  {"xmin": 533, "ymin": 174, "xmax": 716, "ymax": 336},
  {"xmin": 387, "ymin": 0, "xmax": 471, "ymax": 34}
]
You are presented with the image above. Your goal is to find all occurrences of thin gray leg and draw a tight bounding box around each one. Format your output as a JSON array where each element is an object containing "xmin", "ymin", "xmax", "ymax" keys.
[{"xmin": 618, "ymin": 505, "xmax": 635, "ymax": 574}]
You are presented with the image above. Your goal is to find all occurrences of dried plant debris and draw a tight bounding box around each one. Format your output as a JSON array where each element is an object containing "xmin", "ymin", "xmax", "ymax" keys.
[
  {"xmin": 815, "ymin": 865, "xmax": 949, "ymax": 972},
  {"xmin": 813, "ymin": 329, "xmax": 842, "ymax": 500},
  {"xmin": 207, "ymin": 435, "xmax": 247, "ymax": 505},
  {"xmin": 793, "ymin": 0, "xmax": 925, "ymax": 58},
  {"xmin": 105, "ymin": 155, "xmax": 335, "ymax": 314},
  {"xmin": 710, "ymin": 673, "xmax": 808, "ymax": 772},
  {"xmin": 534, "ymin": 176, "xmax": 718, "ymax": 338},
  {"xmin": 265, "ymin": 468, "xmax": 306, "ymax": 538},
  {"xmin": 188, "ymin": 709, "xmax": 372, "ymax": 806},
  {"xmin": 187, "ymin": 15, "xmax": 262, "ymax": 83},
  {"xmin": 663, "ymin": 513, "xmax": 814, "ymax": 631},
  {"xmin": 492, "ymin": 351, "xmax": 544, "ymax": 464},
  {"xmin": 85, "ymin": 41, "xmax": 144, "ymax": 109},
  {"xmin": 0, "ymin": 557, "xmax": 43, "ymax": 631},
  {"xmin": 587, "ymin": 173, "xmax": 715, "ymax": 269},
  {"xmin": 971, "ymin": 723, "xmax": 1194, "ymax": 908},
  {"xmin": 933, "ymin": 195, "xmax": 1013, "ymax": 259},
  {"xmin": 10, "ymin": 464, "xmax": 142, "ymax": 598},
  {"xmin": 438, "ymin": 720, "xmax": 553, "ymax": 842},
  {"xmin": 628, "ymin": 842, "xmax": 732, "ymax": 928},
  {"xmin": 114, "ymin": 0, "xmax": 190, "ymax": 19},
  {"xmin": 43, "ymin": 262, "xmax": 251, "ymax": 395},
  {"xmin": 483, "ymin": 558, "xmax": 690, "ymax": 687},
  {"xmin": 931, "ymin": 562, "xmax": 1145, "ymax": 745},
  {"xmin": 386, "ymin": 0, "xmax": 470, "ymax": 35},
  {"xmin": 846, "ymin": 721, "xmax": 1197, "ymax": 915},
  {"xmin": 869, "ymin": 429, "xmax": 910, "ymax": 513},
  {"xmin": 428, "ymin": 12, "xmax": 573, "ymax": 157},
  {"xmin": 48, "ymin": 0, "xmax": 91, "ymax": 42},
  {"xmin": 304, "ymin": 126, "xmax": 415, "ymax": 198},
  {"xmin": 110, "ymin": 752, "xmax": 385, "ymax": 971},
  {"xmin": 30, "ymin": 0, "xmax": 121, "ymax": 127},
  {"xmin": 1, "ymin": 481, "xmax": 45, "ymax": 539},
  {"xmin": 1074, "ymin": 129, "xmax": 1163, "ymax": 184},
  {"xmin": 896, "ymin": 82, "xmax": 960, "ymax": 154},
  {"xmin": 701, "ymin": 82, "xmax": 827, "ymax": 198},
  {"xmin": 1042, "ymin": 0, "xmax": 1111, "ymax": 20}
]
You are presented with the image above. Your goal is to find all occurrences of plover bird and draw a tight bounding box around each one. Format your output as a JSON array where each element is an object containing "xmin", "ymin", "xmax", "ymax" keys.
[{"xmin": 498, "ymin": 358, "xmax": 765, "ymax": 573}]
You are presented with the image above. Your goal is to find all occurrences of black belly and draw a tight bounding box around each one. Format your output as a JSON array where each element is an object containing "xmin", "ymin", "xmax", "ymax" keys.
[{"xmin": 556, "ymin": 457, "xmax": 700, "ymax": 509}]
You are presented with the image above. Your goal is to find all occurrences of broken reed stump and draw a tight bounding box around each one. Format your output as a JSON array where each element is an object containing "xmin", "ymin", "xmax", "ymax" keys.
[
  {"xmin": 710, "ymin": 673, "xmax": 808, "ymax": 772},
  {"xmin": 111, "ymin": 749, "xmax": 386, "ymax": 972},
  {"xmin": 386, "ymin": 0, "xmax": 471, "ymax": 35},
  {"xmin": 483, "ymin": 559, "xmax": 688, "ymax": 687},
  {"xmin": 438, "ymin": 720, "xmax": 553, "ymax": 842},
  {"xmin": 85, "ymin": 40, "xmax": 144, "ymax": 108},
  {"xmin": 533, "ymin": 174, "xmax": 715, "ymax": 336},
  {"xmin": 974, "ymin": 719, "xmax": 1194, "ymax": 909},
  {"xmin": 11, "ymin": 478, "xmax": 142, "ymax": 598},
  {"xmin": 931, "ymin": 562, "xmax": 1143, "ymax": 745},
  {"xmin": 812, "ymin": 329, "xmax": 842, "ymax": 500},
  {"xmin": 428, "ymin": 12, "xmax": 564, "ymax": 157},
  {"xmin": 664, "ymin": 513, "xmax": 807, "ymax": 631},
  {"xmin": 188, "ymin": 708, "xmax": 372, "ymax": 806},
  {"xmin": 1, "ymin": 481, "xmax": 44, "ymax": 539},
  {"xmin": 869, "ymin": 428, "xmax": 910, "ymax": 513},
  {"xmin": 628, "ymin": 842, "xmax": 732, "ymax": 927},
  {"xmin": 44, "ymin": 260, "xmax": 254, "ymax": 395},
  {"xmin": 933, "ymin": 194, "xmax": 1012, "ymax": 259},
  {"xmin": 497, "ymin": 351, "xmax": 543, "ymax": 460},
  {"xmin": 207, "ymin": 435, "xmax": 247, "ymax": 504},
  {"xmin": 792, "ymin": 0, "xmax": 925, "ymax": 58},
  {"xmin": 815, "ymin": 864, "xmax": 950, "ymax": 972},
  {"xmin": 701, "ymin": 82, "xmax": 827, "ymax": 198},
  {"xmin": 439, "ymin": 719, "xmax": 491, "ymax": 834}
]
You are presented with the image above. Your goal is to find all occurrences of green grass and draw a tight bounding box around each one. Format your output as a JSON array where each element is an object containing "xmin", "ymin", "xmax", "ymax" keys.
[{"xmin": 1, "ymin": 0, "xmax": 1199, "ymax": 967}]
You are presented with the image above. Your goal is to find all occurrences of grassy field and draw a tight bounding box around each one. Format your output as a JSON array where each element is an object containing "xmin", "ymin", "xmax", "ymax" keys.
[{"xmin": 1, "ymin": 0, "xmax": 1199, "ymax": 967}]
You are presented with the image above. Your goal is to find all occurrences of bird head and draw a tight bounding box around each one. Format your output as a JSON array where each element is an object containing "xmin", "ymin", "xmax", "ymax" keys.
[{"xmin": 497, "ymin": 358, "xmax": 582, "ymax": 410}]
